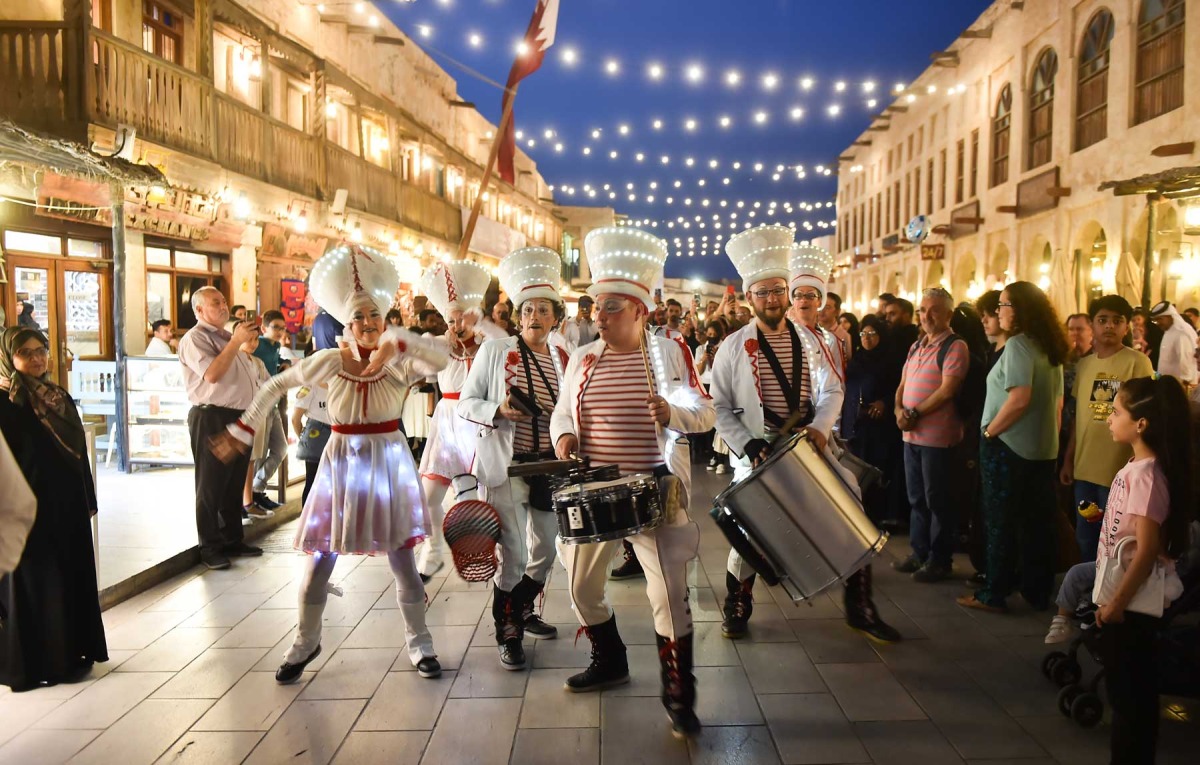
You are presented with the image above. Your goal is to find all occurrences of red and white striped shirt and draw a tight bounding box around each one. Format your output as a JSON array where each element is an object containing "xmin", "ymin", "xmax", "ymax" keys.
[
  {"xmin": 579, "ymin": 350, "xmax": 663, "ymax": 474},
  {"xmin": 759, "ymin": 329, "xmax": 811, "ymax": 434},
  {"xmin": 512, "ymin": 348, "xmax": 559, "ymax": 455}
]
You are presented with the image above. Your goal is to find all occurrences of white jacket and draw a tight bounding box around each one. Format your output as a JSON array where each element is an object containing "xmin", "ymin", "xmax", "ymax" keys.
[
  {"xmin": 459, "ymin": 336, "xmax": 571, "ymax": 488},
  {"xmin": 550, "ymin": 332, "xmax": 716, "ymax": 492},
  {"xmin": 711, "ymin": 320, "xmax": 845, "ymax": 461},
  {"xmin": 0, "ymin": 433, "xmax": 36, "ymax": 576},
  {"xmin": 1157, "ymin": 305, "xmax": 1199, "ymax": 385}
]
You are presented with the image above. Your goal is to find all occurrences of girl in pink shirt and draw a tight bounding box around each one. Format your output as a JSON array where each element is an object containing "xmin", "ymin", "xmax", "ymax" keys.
[{"xmin": 1094, "ymin": 374, "xmax": 1193, "ymax": 765}]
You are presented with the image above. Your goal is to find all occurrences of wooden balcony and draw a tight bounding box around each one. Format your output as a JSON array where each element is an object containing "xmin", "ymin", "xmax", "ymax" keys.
[
  {"xmin": 0, "ymin": 22, "xmax": 85, "ymax": 139},
  {"xmin": 214, "ymin": 94, "xmax": 320, "ymax": 198}
]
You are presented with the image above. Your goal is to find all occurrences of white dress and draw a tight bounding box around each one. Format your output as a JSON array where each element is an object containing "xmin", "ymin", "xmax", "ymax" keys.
[
  {"xmin": 234, "ymin": 347, "xmax": 437, "ymax": 554},
  {"xmin": 418, "ymin": 336, "xmax": 479, "ymax": 483}
]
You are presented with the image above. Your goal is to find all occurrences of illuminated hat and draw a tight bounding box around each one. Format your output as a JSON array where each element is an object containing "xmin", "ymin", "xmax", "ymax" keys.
[
  {"xmin": 309, "ymin": 244, "xmax": 399, "ymax": 325},
  {"xmin": 584, "ymin": 226, "xmax": 668, "ymax": 309},
  {"xmin": 419, "ymin": 260, "xmax": 491, "ymax": 317},
  {"xmin": 788, "ymin": 244, "xmax": 835, "ymax": 309},
  {"xmin": 725, "ymin": 224, "xmax": 796, "ymax": 293},
  {"xmin": 498, "ymin": 246, "xmax": 563, "ymax": 307}
]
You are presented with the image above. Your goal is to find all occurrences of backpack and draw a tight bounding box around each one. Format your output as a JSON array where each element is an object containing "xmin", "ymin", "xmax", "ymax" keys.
[{"xmin": 936, "ymin": 333, "xmax": 987, "ymax": 427}]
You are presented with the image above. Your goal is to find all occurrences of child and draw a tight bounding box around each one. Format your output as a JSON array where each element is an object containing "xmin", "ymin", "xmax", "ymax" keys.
[{"xmin": 1093, "ymin": 375, "xmax": 1191, "ymax": 764}]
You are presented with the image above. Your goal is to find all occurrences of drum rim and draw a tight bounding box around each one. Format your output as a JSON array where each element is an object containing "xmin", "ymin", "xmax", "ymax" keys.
[
  {"xmin": 557, "ymin": 516, "xmax": 664, "ymax": 545},
  {"xmin": 711, "ymin": 431, "xmax": 809, "ymax": 508},
  {"xmin": 552, "ymin": 473, "xmax": 657, "ymax": 499},
  {"xmin": 777, "ymin": 531, "xmax": 889, "ymax": 602}
]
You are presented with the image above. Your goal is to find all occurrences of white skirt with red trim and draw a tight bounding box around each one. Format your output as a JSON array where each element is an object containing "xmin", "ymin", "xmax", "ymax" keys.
[{"xmin": 417, "ymin": 397, "xmax": 477, "ymax": 482}]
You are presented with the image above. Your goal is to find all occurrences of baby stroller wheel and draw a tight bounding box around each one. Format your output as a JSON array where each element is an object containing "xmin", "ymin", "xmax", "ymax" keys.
[
  {"xmin": 1071, "ymin": 692, "xmax": 1104, "ymax": 728},
  {"xmin": 1050, "ymin": 656, "xmax": 1082, "ymax": 687},
  {"xmin": 1056, "ymin": 684, "xmax": 1081, "ymax": 717},
  {"xmin": 1041, "ymin": 651, "xmax": 1067, "ymax": 680}
]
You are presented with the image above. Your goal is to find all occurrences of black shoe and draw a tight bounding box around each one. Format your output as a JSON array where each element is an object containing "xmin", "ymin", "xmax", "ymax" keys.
[
  {"xmin": 657, "ymin": 633, "xmax": 700, "ymax": 739},
  {"xmin": 498, "ymin": 638, "xmax": 526, "ymax": 671},
  {"xmin": 417, "ymin": 656, "xmax": 442, "ymax": 678},
  {"xmin": 609, "ymin": 542, "xmax": 644, "ymax": 580},
  {"xmin": 844, "ymin": 566, "xmax": 902, "ymax": 644},
  {"xmin": 892, "ymin": 554, "xmax": 922, "ymax": 574},
  {"xmin": 847, "ymin": 613, "xmax": 903, "ymax": 644},
  {"xmin": 224, "ymin": 542, "xmax": 264, "ymax": 557},
  {"xmin": 253, "ymin": 492, "xmax": 282, "ymax": 510},
  {"xmin": 201, "ymin": 552, "xmax": 231, "ymax": 570},
  {"xmin": 912, "ymin": 562, "xmax": 950, "ymax": 583},
  {"xmin": 275, "ymin": 644, "xmax": 321, "ymax": 684},
  {"xmin": 524, "ymin": 613, "xmax": 558, "ymax": 639},
  {"xmin": 514, "ymin": 575, "xmax": 557, "ymax": 640},
  {"xmin": 964, "ymin": 572, "xmax": 987, "ymax": 587},
  {"xmin": 565, "ymin": 616, "xmax": 630, "ymax": 692},
  {"xmin": 721, "ymin": 572, "xmax": 753, "ymax": 639}
]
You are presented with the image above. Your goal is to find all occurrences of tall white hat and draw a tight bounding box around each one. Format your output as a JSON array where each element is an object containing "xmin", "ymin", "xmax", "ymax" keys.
[
  {"xmin": 498, "ymin": 246, "xmax": 563, "ymax": 307},
  {"xmin": 584, "ymin": 226, "xmax": 668, "ymax": 309},
  {"xmin": 788, "ymin": 244, "xmax": 835, "ymax": 309},
  {"xmin": 725, "ymin": 224, "xmax": 796, "ymax": 293},
  {"xmin": 419, "ymin": 260, "xmax": 491, "ymax": 317},
  {"xmin": 309, "ymin": 244, "xmax": 399, "ymax": 325}
]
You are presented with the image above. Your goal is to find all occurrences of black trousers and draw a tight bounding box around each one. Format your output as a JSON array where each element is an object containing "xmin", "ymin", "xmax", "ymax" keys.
[
  {"xmin": 188, "ymin": 405, "xmax": 251, "ymax": 556},
  {"xmin": 302, "ymin": 460, "xmax": 319, "ymax": 506},
  {"xmin": 1101, "ymin": 612, "xmax": 1161, "ymax": 765}
]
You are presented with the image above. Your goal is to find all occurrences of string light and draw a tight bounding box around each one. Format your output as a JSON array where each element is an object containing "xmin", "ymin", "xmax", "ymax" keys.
[{"xmin": 561, "ymin": 47, "xmax": 578, "ymax": 65}]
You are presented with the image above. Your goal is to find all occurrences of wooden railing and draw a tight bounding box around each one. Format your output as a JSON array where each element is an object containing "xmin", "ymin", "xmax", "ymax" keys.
[
  {"xmin": 215, "ymin": 94, "xmax": 319, "ymax": 197},
  {"xmin": 400, "ymin": 184, "xmax": 462, "ymax": 242},
  {"xmin": 0, "ymin": 22, "xmax": 84, "ymax": 138}
]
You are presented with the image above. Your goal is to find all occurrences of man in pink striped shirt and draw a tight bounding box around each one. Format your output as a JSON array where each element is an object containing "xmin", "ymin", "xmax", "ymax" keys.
[{"xmin": 893, "ymin": 287, "xmax": 968, "ymax": 582}]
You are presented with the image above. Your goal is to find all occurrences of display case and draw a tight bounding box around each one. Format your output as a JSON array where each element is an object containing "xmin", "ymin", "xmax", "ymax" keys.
[{"xmin": 126, "ymin": 356, "xmax": 193, "ymax": 465}]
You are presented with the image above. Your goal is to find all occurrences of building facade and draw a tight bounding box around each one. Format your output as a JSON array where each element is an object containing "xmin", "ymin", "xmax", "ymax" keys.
[
  {"xmin": 0, "ymin": 0, "xmax": 565, "ymax": 380},
  {"xmin": 830, "ymin": 0, "xmax": 1198, "ymax": 318}
]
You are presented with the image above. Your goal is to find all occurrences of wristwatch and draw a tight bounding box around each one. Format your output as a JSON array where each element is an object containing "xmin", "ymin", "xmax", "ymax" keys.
[{"xmin": 904, "ymin": 407, "xmax": 920, "ymax": 421}]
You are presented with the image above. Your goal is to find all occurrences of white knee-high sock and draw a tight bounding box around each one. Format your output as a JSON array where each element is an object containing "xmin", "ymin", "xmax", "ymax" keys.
[
  {"xmin": 285, "ymin": 552, "xmax": 338, "ymax": 664},
  {"xmin": 388, "ymin": 548, "xmax": 437, "ymax": 665}
]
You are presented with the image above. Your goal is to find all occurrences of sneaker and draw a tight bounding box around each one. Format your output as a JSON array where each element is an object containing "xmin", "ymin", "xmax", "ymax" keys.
[
  {"xmin": 241, "ymin": 513, "xmax": 254, "ymax": 527},
  {"xmin": 666, "ymin": 706, "xmax": 702, "ymax": 739},
  {"xmin": 892, "ymin": 554, "xmax": 922, "ymax": 574},
  {"xmin": 201, "ymin": 552, "xmax": 231, "ymax": 570},
  {"xmin": 275, "ymin": 644, "xmax": 321, "ymax": 684},
  {"xmin": 252, "ymin": 492, "xmax": 282, "ymax": 510},
  {"xmin": 610, "ymin": 544, "xmax": 644, "ymax": 581},
  {"xmin": 523, "ymin": 613, "xmax": 558, "ymax": 640},
  {"xmin": 224, "ymin": 542, "xmax": 264, "ymax": 557},
  {"xmin": 498, "ymin": 638, "xmax": 526, "ymax": 671},
  {"xmin": 1044, "ymin": 614, "xmax": 1075, "ymax": 644},
  {"xmin": 244, "ymin": 503, "xmax": 274, "ymax": 520},
  {"xmin": 714, "ymin": 464, "xmax": 728, "ymax": 475},
  {"xmin": 417, "ymin": 656, "xmax": 442, "ymax": 678},
  {"xmin": 706, "ymin": 457, "xmax": 718, "ymax": 472},
  {"xmin": 912, "ymin": 562, "xmax": 950, "ymax": 583}
]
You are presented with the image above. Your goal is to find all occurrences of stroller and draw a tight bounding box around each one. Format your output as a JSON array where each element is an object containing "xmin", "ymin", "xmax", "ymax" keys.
[{"xmin": 1041, "ymin": 524, "xmax": 1200, "ymax": 728}]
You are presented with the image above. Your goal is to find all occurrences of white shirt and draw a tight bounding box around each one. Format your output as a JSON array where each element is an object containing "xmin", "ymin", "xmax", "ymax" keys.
[{"xmin": 145, "ymin": 336, "xmax": 174, "ymax": 356}]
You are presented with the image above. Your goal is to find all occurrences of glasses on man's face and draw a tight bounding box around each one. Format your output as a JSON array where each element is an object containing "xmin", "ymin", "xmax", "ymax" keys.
[
  {"xmin": 598, "ymin": 298, "xmax": 631, "ymax": 314},
  {"xmin": 752, "ymin": 287, "xmax": 788, "ymax": 300},
  {"xmin": 15, "ymin": 346, "xmax": 49, "ymax": 360},
  {"xmin": 792, "ymin": 291, "xmax": 821, "ymax": 302},
  {"xmin": 521, "ymin": 304, "xmax": 554, "ymax": 318}
]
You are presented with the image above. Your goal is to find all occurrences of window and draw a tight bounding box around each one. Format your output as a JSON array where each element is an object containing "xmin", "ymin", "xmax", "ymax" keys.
[
  {"xmin": 913, "ymin": 167, "xmax": 921, "ymax": 217},
  {"xmin": 884, "ymin": 187, "xmax": 891, "ymax": 231},
  {"xmin": 904, "ymin": 174, "xmax": 911, "ymax": 222},
  {"xmin": 926, "ymin": 158, "xmax": 934, "ymax": 213},
  {"xmin": 142, "ymin": 1, "xmax": 182, "ymax": 64},
  {"xmin": 991, "ymin": 84, "xmax": 1012, "ymax": 187},
  {"xmin": 955, "ymin": 139, "xmax": 965, "ymax": 204},
  {"xmin": 969, "ymin": 129, "xmax": 979, "ymax": 198},
  {"xmin": 1027, "ymin": 48, "xmax": 1058, "ymax": 170},
  {"xmin": 1076, "ymin": 10, "xmax": 1114, "ymax": 150},
  {"xmin": 145, "ymin": 244, "xmax": 226, "ymax": 331},
  {"xmin": 939, "ymin": 149, "xmax": 947, "ymax": 209},
  {"xmin": 1134, "ymin": 0, "xmax": 1185, "ymax": 124},
  {"xmin": 91, "ymin": 0, "xmax": 112, "ymax": 31},
  {"xmin": 875, "ymin": 192, "xmax": 882, "ymax": 238},
  {"xmin": 892, "ymin": 180, "xmax": 900, "ymax": 230}
]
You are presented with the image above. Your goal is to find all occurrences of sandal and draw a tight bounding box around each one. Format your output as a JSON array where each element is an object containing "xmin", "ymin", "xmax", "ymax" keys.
[{"xmin": 955, "ymin": 594, "xmax": 1007, "ymax": 614}]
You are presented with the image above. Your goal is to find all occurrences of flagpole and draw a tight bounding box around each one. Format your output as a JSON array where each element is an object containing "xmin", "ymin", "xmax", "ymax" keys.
[{"xmin": 458, "ymin": 84, "xmax": 519, "ymax": 259}]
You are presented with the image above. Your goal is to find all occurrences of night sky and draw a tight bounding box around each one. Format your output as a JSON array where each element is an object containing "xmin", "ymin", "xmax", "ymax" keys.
[{"xmin": 379, "ymin": 0, "xmax": 992, "ymax": 280}]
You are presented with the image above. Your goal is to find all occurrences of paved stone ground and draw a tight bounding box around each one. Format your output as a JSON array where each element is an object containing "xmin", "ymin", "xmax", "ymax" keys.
[{"xmin": 2, "ymin": 470, "xmax": 1197, "ymax": 764}]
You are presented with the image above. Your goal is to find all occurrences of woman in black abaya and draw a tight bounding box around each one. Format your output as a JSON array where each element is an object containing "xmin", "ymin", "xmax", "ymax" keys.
[{"xmin": 0, "ymin": 327, "xmax": 107, "ymax": 692}]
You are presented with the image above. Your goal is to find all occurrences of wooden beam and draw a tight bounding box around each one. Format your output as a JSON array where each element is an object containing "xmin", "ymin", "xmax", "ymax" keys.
[
  {"xmin": 853, "ymin": 140, "xmax": 873, "ymax": 147},
  {"xmin": 449, "ymin": 100, "xmax": 476, "ymax": 108},
  {"xmin": 867, "ymin": 125, "xmax": 890, "ymax": 132},
  {"xmin": 931, "ymin": 224, "xmax": 951, "ymax": 235},
  {"xmin": 997, "ymin": 204, "xmax": 1019, "ymax": 214},
  {"xmin": 1152, "ymin": 142, "xmax": 1195, "ymax": 157},
  {"xmin": 372, "ymin": 35, "xmax": 407, "ymax": 46},
  {"xmin": 838, "ymin": 155, "xmax": 856, "ymax": 163},
  {"xmin": 1011, "ymin": 1, "xmax": 1025, "ymax": 9},
  {"xmin": 886, "ymin": 105, "xmax": 909, "ymax": 114},
  {"xmin": 953, "ymin": 216, "xmax": 985, "ymax": 225},
  {"xmin": 961, "ymin": 26, "xmax": 992, "ymax": 39}
]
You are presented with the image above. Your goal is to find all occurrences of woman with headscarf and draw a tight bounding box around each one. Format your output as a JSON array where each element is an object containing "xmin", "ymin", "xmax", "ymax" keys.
[
  {"xmin": 0, "ymin": 327, "xmax": 108, "ymax": 692},
  {"xmin": 842, "ymin": 315, "xmax": 905, "ymax": 525}
]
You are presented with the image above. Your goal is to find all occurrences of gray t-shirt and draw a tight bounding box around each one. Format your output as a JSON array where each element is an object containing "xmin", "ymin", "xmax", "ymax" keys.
[{"xmin": 982, "ymin": 333, "xmax": 1063, "ymax": 461}]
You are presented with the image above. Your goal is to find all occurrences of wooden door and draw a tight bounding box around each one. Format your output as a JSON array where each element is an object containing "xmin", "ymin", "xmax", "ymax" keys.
[{"xmin": 5, "ymin": 255, "xmax": 63, "ymax": 381}]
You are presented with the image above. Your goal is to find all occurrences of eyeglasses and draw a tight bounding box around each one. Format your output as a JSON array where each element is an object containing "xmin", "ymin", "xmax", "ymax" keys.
[
  {"xmin": 859, "ymin": 330, "xmax": 879, "ymax": 338},
  {"xmin": 997, "ymin": 301, "xmax": 1014, "ymax": 309},
  {"xmin": 267, "ymin": 323, "xmax": 287, "ymax": 332},
  {"xmin": 751, "ymin": 287, "xmax": 788, "ymax": 300},
  {"xmin": 598, "ymin": 297, "xmax": 631, "ymax": 314},
  {"xmin": 15, "ymin": 346, "xmax": 49, "ymax": 359},
  {"xmin": 792, "ymin": 291, "xmax": 821, "ymax": 302}
]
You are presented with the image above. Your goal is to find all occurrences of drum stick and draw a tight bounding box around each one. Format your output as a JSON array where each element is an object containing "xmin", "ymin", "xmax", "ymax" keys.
[{"xmin": 639, "ymin": 330, "xmax": 662, "ymax": 437}]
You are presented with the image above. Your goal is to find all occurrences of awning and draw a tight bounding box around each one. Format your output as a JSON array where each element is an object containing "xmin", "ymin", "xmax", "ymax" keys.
[
  {"xmin": 1098, "ymin": 166, "xmax": 1200, "ymax": 199},
  {"xmin": 0, "ymin": 119, "xmax": 166, "ymax": 187}
]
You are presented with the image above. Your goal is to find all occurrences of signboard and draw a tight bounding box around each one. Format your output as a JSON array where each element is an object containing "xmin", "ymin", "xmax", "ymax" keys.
[
  {"xmin": 920, "ymin": 244, "xmax": 945, "ymax": 261},
  {"xmin": 461, "ymin": 208, "xmax": 527, "ymax": 260},
  {"xmin": 1017, "ymin": 166, "xmax": 1060, "ymax": 219},
  {"xmin": 949, "ymin": 200, "xmax": 980, "ymax": 240},
  {"xmin": 260, "ymin": 223, "xmax": 328, "ymax": 261}
]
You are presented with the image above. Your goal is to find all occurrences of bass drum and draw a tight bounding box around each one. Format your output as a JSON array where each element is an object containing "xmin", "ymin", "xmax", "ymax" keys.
[{"xmin": 711, "ymin": 432, "xmax": 886, "ymax": 602}]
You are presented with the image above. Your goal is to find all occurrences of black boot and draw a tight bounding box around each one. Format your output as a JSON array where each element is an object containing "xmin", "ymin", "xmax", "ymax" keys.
[
  {"xmin": 514, "ymin": 575, "xmax": 558, "ymax": 640},
  {"xmin": 843, "ymin": 565, "xmax": 901, "ymax": 644},
  {"xmin": 721, "ymin": 572, "xmax": 755, "ymax": 639},
  {"xmin": 564, "ymin": 615, "xmax": 630, "ymax": 692},
  {"xmin": 657, "ymin": 633, "xmax": 700, "ymax": 738},
  {"xmin": 609, "ymin": 541, "xmax": 644, "ymax": 580},
  {"xmin": 493, "ymin": 586, "xmax": 526, "ymax": 670}
]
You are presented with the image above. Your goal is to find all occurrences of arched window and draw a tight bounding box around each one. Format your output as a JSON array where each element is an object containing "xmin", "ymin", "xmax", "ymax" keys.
[
  {"xmin": 1135, "ymin": 0, "xmax": 1185, "ymax": 124},
  {"xmin": 1028, "ymin": 48, "xmax": 1057, "ymax": 170},
  {"xmin": 990, "ymin": 84, "xmax": 1012, "ymax": 187},
  {"xmin": 1076, "ymin": 10, "xmax": 1114, "ymax": 150}
]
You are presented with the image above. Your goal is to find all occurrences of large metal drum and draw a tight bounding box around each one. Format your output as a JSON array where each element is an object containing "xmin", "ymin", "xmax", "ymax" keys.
[{"xmin": 710, "ymin": 432, "xmax": 886, "ymax": 602}]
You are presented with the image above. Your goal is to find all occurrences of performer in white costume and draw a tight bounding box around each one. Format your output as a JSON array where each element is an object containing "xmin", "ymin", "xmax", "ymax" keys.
[
  {"xmin": 215, "ymin": 245, "xmax": 448, "ymax": 683},
  {"xmin": 415, "ymin": 260, "xmax": 492, "ymax": 579},
  {"xmin": 551, "ymin": 226, "xmax": 715, "ymax": 738},
  {"xmin": 459, "ymin": 246, "xmax": 570, "ymax": 670},
  {"xmin": 711, "ymin": 230, "xmax": 900, "ymax": 643}
]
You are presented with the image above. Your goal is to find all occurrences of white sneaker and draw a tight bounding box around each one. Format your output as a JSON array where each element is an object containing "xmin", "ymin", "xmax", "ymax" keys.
[
  {"xmin": 241, "ymin": 516, "xmax": 254, "ymax": 527},
  {"xmin": 715, "ymin": 464, "xmax": 728, "ymax": 475},
  {"xmin": 1044, "ymin": 614, "xmax": 1075, "ymax": 644}
]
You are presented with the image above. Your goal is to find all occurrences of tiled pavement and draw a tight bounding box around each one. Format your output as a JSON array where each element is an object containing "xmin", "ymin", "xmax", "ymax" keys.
[{"xmin": 3, "ymin": 471, "xmax": 1197, "ymax": 764}]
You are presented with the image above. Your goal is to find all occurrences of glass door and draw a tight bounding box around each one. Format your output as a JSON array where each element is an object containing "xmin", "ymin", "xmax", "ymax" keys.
[
  {"xmin": 6, "ymin": 256, "xmax": 62, "ymax": 380},
  {"xmin": 59, "ymin": 263, "xmax": 110, "ymax": 361}
]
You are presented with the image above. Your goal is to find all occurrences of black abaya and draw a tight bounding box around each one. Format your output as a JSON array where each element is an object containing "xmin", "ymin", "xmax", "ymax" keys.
[{"xmin": 0, "ymin": 396, "xmax": 107, "ymax": 692}]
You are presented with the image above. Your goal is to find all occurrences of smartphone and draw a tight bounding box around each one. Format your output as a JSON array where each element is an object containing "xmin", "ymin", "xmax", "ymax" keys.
[
  {"xmin": 725, "ymin": 284, "xmax": 736, "ymax": 296},
  {"xmin": 692, "ymin": 291, "xmax": 701, "ymax": 306},
  {"xmin": 244, "ymin": 309, "xmax": 259, "ymax": 329},
  {"xmin": 654, "ymin": 288, "xmax": 663, "ymax": 304}
]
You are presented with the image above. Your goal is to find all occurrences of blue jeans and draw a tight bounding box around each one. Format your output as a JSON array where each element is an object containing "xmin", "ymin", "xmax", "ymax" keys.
[
  {"xmin": 1074, "ymin": 480, "xmax": 1109, "ymax": 563},
  {"xmin": 903, "ymin": 442, "xmax": 957, "ymax": 568}
]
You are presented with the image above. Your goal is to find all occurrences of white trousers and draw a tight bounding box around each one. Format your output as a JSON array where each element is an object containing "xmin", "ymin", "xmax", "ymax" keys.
[
  {"xmin": 485, "ymin": 476, "xmax": 559, "ymax": 591},
  {"xmin": 725, "ymin": 461, "xmax": 756, "ymax": 581},
  {"xmin": 557, "ymin": 517, "xmax": 699, "ymax": 640},
  {"xmin": 286, "ymin": 549, "xmax": 435, "ymax": 667}
]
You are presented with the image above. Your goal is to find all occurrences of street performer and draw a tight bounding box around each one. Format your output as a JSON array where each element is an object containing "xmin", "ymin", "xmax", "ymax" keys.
[
  {"xmin": 551, "ymin": 226, "xmax": 715, "ymax": 738},
  {"xmin": 712, "ymin": 227, "xmax": 900, "ymax": 643},
  {"xmin": 212, "ymin": 244, "xmax": 448, "ymax": 683},
  {"xmin": 415, "ymin": 260, "xmax": 493, "ymax": 580},
  {"xmin": 459, "ymin": 246, "xmax": 570, "ymax": 670}
]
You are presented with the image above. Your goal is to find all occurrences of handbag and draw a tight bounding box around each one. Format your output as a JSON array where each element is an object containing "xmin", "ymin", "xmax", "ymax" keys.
[
  {"xmin": 1092, "ymin": 536, "xmax": 1184, "ymax": 617},
  {"xmin": 295, "ymin": 420, "xmax": 332, "ymax": 462}
]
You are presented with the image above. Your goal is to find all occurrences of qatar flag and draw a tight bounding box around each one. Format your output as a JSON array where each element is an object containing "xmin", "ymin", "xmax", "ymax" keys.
[{"xmin": 497, "ymin": 0, "xmax": 559, "ymax": 185}]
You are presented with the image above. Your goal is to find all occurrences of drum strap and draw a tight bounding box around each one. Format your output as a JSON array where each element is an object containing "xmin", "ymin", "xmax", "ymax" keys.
[
  {"xmin": 517, "ymin": 337, "xmax": 558, "ymax": 453},
  {"xmin": 756, "ymin": 321, "xmax": 810, "ymax": 429}
]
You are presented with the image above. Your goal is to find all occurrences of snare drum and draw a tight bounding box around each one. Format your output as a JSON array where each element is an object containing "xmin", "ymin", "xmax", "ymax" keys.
[
  {"xmin": 553, "ymin": 474, "xmax": 663, "ymax": 545},
  {"xmin": 711, "ymin": 432, "xmax": 886, "ymax": 602},
  {"xmin": 549, "ymin": 464, "xmax": 620, "ymax": 493}
]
